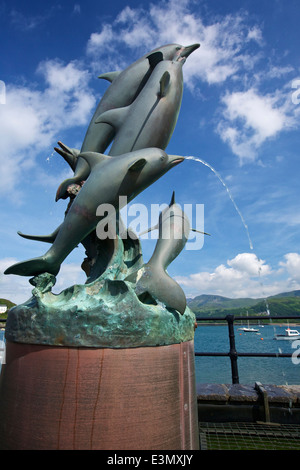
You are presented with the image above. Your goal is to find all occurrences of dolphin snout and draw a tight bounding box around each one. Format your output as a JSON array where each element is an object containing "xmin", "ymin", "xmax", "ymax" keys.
[
  {"xmin": 168, "ymin": 155, "xmax": 185, "ymax": 167},
  {"xmin": 180, "ymin": 43, "xmax": 200, "ymax": 60}
]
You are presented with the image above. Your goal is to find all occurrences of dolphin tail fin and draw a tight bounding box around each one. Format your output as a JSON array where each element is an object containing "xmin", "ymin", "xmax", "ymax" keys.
[
  {"xmin": 55, "ymin": 178, "xmax": 77, "ymax": 201},
  {"xmin": 131, "ymin": 264, "xmax": 186, "ymax": 315},
  {"xmin": 4, "ymin": 256, "xmax": 60, "ymax": 277},
  {"xmin": 17, "ymin": 225, "xmax": 61, "ymax": 244}
]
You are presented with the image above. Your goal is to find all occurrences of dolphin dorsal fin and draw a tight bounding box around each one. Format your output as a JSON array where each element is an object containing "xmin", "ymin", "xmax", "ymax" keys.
[
  {"xmin": 98, "ymin": 71, "xmax": 121, "ymax": 83},
  {"xmin": 95, "ymin": 106, "xmax": 129, "ymax": 129},
  {"xmin": 159, "ymin": 71, "xmax": 170, "ymax": 97},
  {"xmin": 169, "ymin": 191, "xmax": 175, "ymax": 206},
  {"xmin": 147, "ymin": 51, "xmax": 163, "ymax": 69},
  {"xmin": 79, "ymin": 151, "xmax": 109, "ymax": 170}
]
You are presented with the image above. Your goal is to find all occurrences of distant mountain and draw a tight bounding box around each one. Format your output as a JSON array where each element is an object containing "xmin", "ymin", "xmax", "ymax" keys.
[
  {"xmin": 187, "ymin": 294, "xmax": 260, "ymax": 311},
  {"xmin": 1, "ymin": 291, "xmax": 300, "ymax": 321},
  {"xmin": 269, "ymin": 290, "xmax": 300, "ymax": 298},
  {"xmin": 187, "ymin": 290, "xmax": 300, "ymax": 318}
]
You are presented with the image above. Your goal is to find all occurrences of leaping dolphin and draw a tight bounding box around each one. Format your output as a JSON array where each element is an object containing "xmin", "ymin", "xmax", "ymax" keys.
[
  {"xmin": 95, "ymin": 45, "xmax": 199, "ymax": 157},
  {"xmin": 5, "ymin": 149, "xmax": 184, "ymax": 277},
  {"xmin": 55, "ymin": 43, "xmax": 200, "ymax": 200},
  {"xmin": 126, "ymin": 192, "xmax": 210, "ymax": 315}
]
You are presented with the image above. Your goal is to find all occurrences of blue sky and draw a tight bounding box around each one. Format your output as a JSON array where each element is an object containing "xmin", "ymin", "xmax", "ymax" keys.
[{"xmin": 0, "ymin": 0, "xmax": 300, "ymax": 305}]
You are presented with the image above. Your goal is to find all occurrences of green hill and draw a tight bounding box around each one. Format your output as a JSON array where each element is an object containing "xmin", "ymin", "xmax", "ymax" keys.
[
  {"xmin": 1, "ymin": 291, "xmax": 300, "ymax": 321},
  {"xmin": 0, "ymin": 298, "xmax": 16, "ymax": 319},
  {"xmin": 187, "ymin": 290, "xmax": 300, "ymax": 320},
  {"xmin": 187, "ymin": 294, "xmax": 260, "ymax": 311}
]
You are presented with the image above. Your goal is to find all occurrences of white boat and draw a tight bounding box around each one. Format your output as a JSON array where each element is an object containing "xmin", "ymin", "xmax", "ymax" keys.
[
  {"xmin": 238, "ymin": 312, "xmax": 259, "ymax": 332},
  {"xmin": 238, "ymin": 326, "xmax": 259, "ymax": 332},
  {"xmin": 274, "ymin": 328, "xmax": 300, "ymax": 340}
]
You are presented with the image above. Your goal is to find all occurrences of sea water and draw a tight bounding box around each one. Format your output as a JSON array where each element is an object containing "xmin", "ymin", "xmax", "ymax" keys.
[{"xmin": 194, "ymin": 324, "xmax": 300, "ymax": 385}]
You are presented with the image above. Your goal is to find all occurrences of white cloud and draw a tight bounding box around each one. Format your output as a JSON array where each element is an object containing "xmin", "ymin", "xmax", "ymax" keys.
[
  {"xmin": 87, "ymin": 25, "xmax": 115, "ymax": 54},
  {"xmin": 86, "ymin": 1, "xmax": 263, "ymax": 86},
  {"xmin": 279, "ymin": 253, "xmax": 300, "ymax": 282},
  {"xmin": 0, "ymin": 60, "xmax": 95, "ymax": 197},
  {"xmin": 0, "ymin": 258, "xmax": 32, "ymax": 304},
  {"xmin": 217, "ymin": 87, "xmax": 297, "ymax": 163},
  {"xmin": 0, "ymin": 257, "xmax": 86, "ymax": 305},
  {"xmin": 246, "ymin": 26, "xmax": 263, "ymax": 44},
  {"xmin": 227, "ymin": 253, "xmax": 271, "ymax": 276},
  {"xmin": 52, "ymin": 263, "xmax": 86, "ymax": 294},
  {"xmin": 176, "ymin": 252, "xmax": 300, "ymax": 298},
  {"xmin": 223, "ymin": 89, "xmax": 286, "ymax": 140},
  {"xmin": 266, "ymin": 65, "xmax": 294, "ymax": 79},
  {"xmin": 37, "ymin": 60, "xmax": 95, "ymax": 125}
]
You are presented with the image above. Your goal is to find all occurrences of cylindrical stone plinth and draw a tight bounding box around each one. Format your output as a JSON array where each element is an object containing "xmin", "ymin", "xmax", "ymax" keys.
[{"xmin": 0, "ymin": 340, "xmax": 199, "ymax": 450}]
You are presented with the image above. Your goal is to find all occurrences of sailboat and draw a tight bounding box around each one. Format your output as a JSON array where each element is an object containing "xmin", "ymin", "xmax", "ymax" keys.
[{"xmin": 238, "ymin": 312, "xmax": 259, "ymax": 333}]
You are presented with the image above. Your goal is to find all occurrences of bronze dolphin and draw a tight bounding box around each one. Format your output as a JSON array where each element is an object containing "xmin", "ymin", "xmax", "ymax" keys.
[
  {"xmin": 126, "ymin": 192, "xmax": 209, "ymax": 315},
  {"xmin": 55, "ymin": 43, "xmax": 199, "ymax": 200},
  {"xmin": 95, "ymin": 47, "xmax": 198, "ymax": 156},
  {"xmin": 5, "ymin": 149, "xmax": 184, "ymax": 277}
]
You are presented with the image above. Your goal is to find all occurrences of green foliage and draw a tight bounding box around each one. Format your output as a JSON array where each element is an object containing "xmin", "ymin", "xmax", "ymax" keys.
[
  {"xmin": 188, "ymin": 290, "xmax": 300, "ymax": 321},
  {"xmin": 0, "ymin": 298, "xmax": 16, "ymax": 319}
]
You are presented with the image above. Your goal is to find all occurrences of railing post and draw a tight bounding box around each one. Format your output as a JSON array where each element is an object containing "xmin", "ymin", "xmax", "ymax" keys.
[{"xmin": 226, "ymin": 315, "xmax": 239, "ymax": 384}]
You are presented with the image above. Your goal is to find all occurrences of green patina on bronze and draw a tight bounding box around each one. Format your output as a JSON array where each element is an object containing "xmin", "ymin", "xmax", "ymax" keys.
[{"xmin": 5, "ymin": 234, "xmax": 196, "ymax": 348}]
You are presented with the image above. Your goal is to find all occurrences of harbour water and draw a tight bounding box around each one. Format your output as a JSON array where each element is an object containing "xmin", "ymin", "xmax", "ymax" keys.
[
  {"xmin": 194, "ymin": 324, "xmax": 300, "ymax": 385},
  {"xmin": 1, "ymin": 325, "xmax": 299, "ymax": 385},
  {"xmin": 180, "ymin": 158, "xmax": 300, "ymax": 385}
]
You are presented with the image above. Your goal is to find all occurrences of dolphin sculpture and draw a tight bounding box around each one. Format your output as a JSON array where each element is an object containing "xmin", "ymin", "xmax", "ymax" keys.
[
  {"xmin": 55, "ymin": 43, "xmax": 200, "ymax": 200},
  {"xmin": 16, "ymin": 43, "xmax": 200, "ymax": 267},
  {"xmin": 125, "ymin": 192, "xmax": 210, "ymax": 315},
  {"xmin": 94, "ymin": 46, "xmax": 198, "ymax": 157},
  {"xmin": 5, "ymin": 149, "xmax": 184, "ymax": 277}
]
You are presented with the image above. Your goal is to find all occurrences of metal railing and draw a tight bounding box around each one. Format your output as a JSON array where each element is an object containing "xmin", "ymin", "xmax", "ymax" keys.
[{"xmin": 195, "ymin": 314, "xmax": 299, "ymax": 384}]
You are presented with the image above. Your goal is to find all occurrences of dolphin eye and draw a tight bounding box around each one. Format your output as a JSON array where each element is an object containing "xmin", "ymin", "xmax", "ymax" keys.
[
  {"xmin": 176, "ymin": 46, "xmax": 181, "ymax": 50},
  {"xmin": 160, "ymin": 155, "xmax": 166, "ymax": 162}
]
